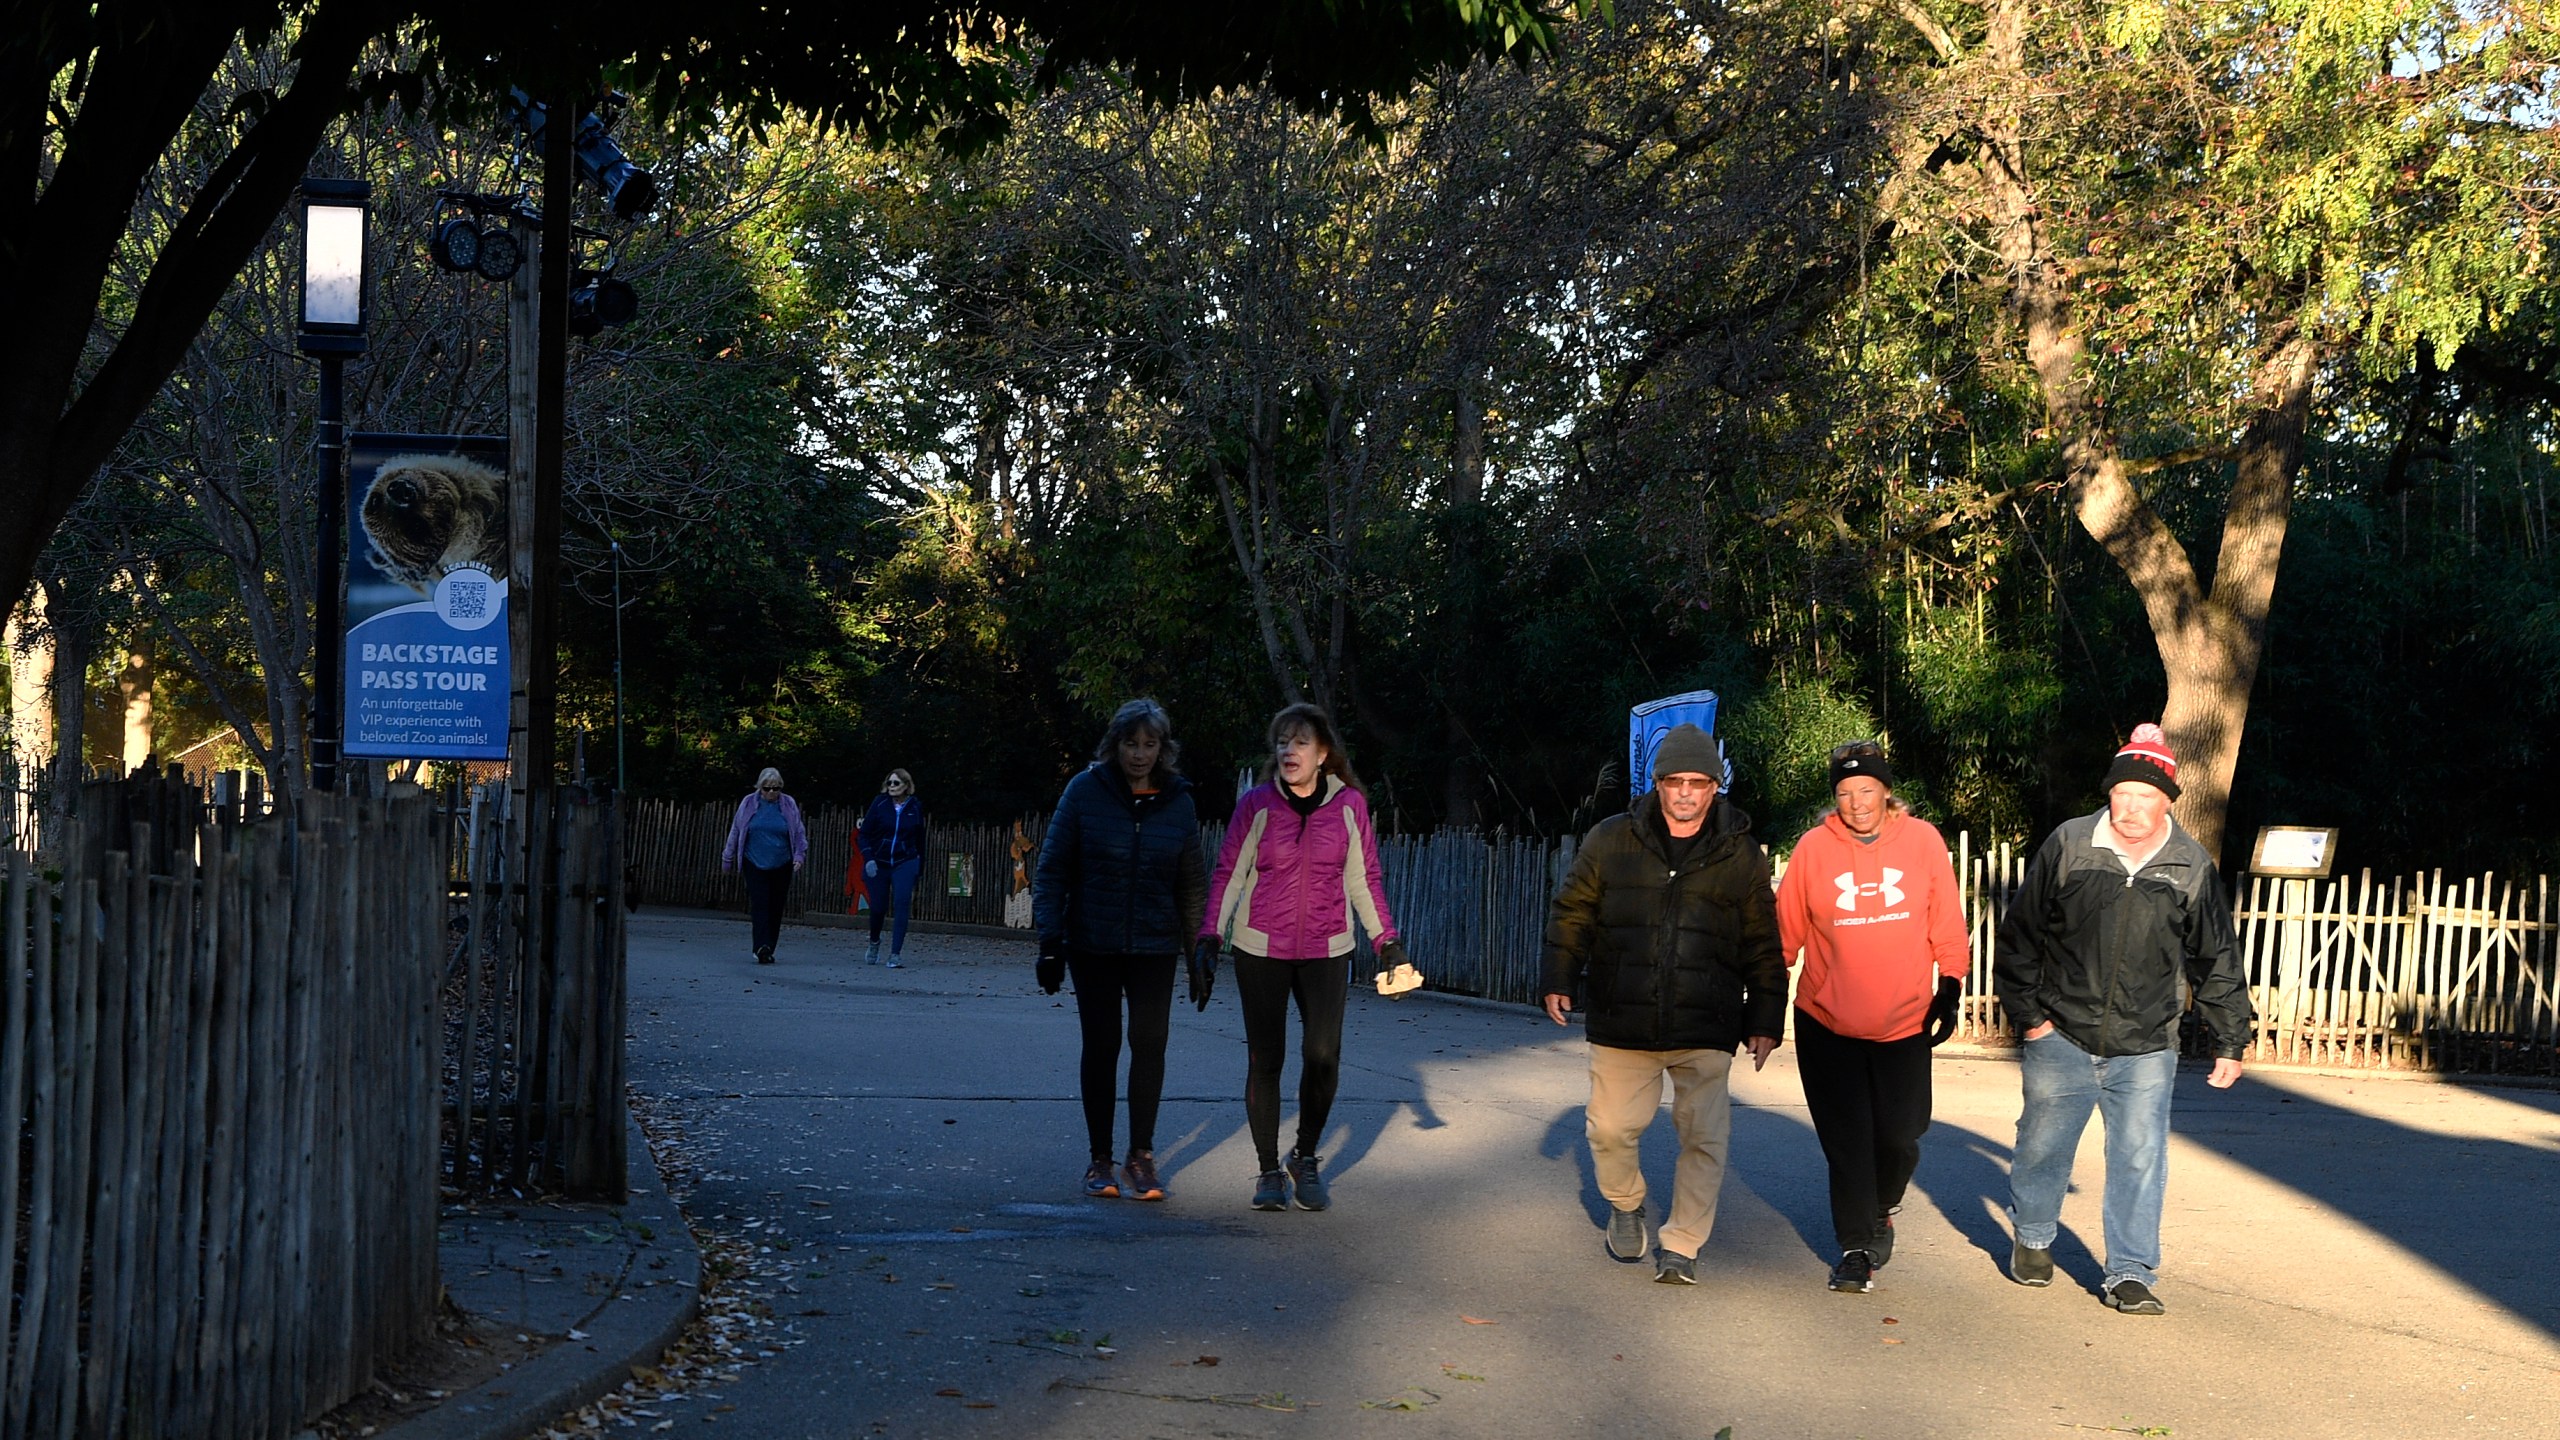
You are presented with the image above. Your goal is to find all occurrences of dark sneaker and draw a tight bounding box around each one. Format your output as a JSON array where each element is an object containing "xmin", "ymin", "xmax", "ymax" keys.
[
  {"xmin": 1251, "ymin": 1169, "xmax": 1290, "ymax": 1212},
  {"xmin": 1653, "ymin": 1250, "xmax": 1698, "ymax": 1285},
  {"xmin": 755, "ymin": 946, "xmax": 775, "ymax": 965},
  {"xmin": 1286, "ymin": 1152, "xmax": 1329, "ymax": 1211},
  {"xmin": 2106, "ymin": 1279, "xmax": 2166, "ymax": 1315},
  {"xmin": 1082, "ymin": 1160, "xmax": 1119, "ymax": 1199},
  {"xmin": 2010, "ymin": 1241, "xmax": 2054, "ymax": 1287},
  {"xmin": 1829, "ymin": 1250, "xmax": 1877, "ymax": 1293},
  {"xmin": 1606, "ymin": 1205, "xmax": 1648, "ymax": 1263},
  {"xmin": 1870, "ymin": 1212, "xmax": 1896, "ymax": 1267},
  {"xmin": 1121, "ymin": 1152, "xmax": 1165, "ymax": 1202}
]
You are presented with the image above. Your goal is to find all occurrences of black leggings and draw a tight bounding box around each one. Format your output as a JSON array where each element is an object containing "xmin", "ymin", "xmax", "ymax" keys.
[
  {"xmin": 1233, "ymin": 951, "xmax": 1347, "ymax": 1172},
  {"xmin": 744, "ymin": 863, "xmax": 792, "ymax": 954},
  {"xmin": 1793, "ymin": 1006, "xmax": 1936, "ymax": 1252},
  {"xmin": 1069, "ymin": 952, "xmax": 1178, "ymax": 1161}
]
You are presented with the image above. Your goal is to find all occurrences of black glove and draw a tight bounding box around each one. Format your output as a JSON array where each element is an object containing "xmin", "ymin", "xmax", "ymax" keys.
[
  {"xmin": 1036, "ymin": 939, "xmax": 1066, "ymax": 995},
  {"xmin": 1924, "ymin": 975, "xmax": 1963, "ymax": 1047},
  {"xmin": 1188, "ymin": 936, "xmax": 1221, "ymax": 1011},
  {"xmin": 1374, "ymin": 939, "xmax": 1422, "ymax": 996}
]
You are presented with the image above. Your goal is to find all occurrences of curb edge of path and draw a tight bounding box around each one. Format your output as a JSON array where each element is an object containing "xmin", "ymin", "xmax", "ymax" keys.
[{"xmin": 379, "ymin": 1108, "xmax": 701, "ymax": 1440}]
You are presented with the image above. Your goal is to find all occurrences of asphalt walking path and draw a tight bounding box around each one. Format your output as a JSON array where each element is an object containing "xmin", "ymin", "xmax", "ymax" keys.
[{"xmin": 619, "ymin": 910, "xmax": 2560, "ymax": 1440}]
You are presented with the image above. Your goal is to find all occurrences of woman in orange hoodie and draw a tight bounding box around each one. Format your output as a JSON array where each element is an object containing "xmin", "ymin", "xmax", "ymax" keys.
[{"xmin": 1775, "ymin": 740, "xmax": 1970, "ymax": 1294}]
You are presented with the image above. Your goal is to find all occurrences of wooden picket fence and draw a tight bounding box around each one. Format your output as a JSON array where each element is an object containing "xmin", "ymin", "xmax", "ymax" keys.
[
  {"xmin": 0, "ymin": 780, "xmax": 443, "ymax": 1440},
  {"xmin": 2231, "ymin": 869, "xmax": 2558, "ymax": 1074},
  {"xmin": 626, "ymin": 796, "xmax": 2560, "ymax": 1074},
  {"xmin": 624, "ymin": 798, "xmax": 1035, "ymax": 929},
  {"xmin": 443, "ymin": 781, "xmax": 627, "ymax": 1198}
]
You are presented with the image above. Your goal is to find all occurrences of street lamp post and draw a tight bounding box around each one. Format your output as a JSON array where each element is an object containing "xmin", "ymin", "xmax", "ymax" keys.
[{"xmin": 297, "ymin": 177, "xmax": 371, "ymax": 794}]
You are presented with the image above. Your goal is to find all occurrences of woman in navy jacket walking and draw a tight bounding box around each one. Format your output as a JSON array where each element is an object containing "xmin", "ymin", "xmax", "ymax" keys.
[
  {"xmin": 1033, "ymin": 699, "xmax": 1206, "ymax": 1200},
  {"xmin": 860, "ymin": 769, "xmax": 926, "ymax": 966}
]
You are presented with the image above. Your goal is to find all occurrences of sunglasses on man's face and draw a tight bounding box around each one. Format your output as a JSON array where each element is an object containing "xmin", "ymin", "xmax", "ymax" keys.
[{"xmin": 759, "ymin": 783, "xmax": 781, "ymax": 792}]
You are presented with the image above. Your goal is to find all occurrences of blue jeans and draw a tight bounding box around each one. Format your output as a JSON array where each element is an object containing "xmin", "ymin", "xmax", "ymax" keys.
[
  {"xmin": 2009, "ymin": 1030, "xmax": 2176, "ymax": 1289},
  {"xmin": 868, "ymin": 855, "xmax": 922, "ymax": 954}
]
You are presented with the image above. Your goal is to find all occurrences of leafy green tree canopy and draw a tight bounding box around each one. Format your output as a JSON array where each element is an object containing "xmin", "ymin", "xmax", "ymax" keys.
[{"xmin": 1, "ymin": 0, "xmax": 1597, "ymax": 616}]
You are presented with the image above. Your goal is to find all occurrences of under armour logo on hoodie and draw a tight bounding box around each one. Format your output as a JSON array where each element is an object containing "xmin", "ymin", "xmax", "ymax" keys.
[{"xmin": 1834, "ymin": 869, "xmax": 1907, "ymax": 912}]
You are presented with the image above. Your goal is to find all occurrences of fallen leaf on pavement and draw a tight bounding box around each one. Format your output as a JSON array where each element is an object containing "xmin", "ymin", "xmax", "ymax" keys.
[
  {"xmin": 935, "ymin": 1387, "xmax": 962, "ymax": 1397},
  {"xmin": 1459, "ymin": 1316, "xmax": 1497, "ymax": 1326},
  {"xmin": 1361, "ymin": 1388, "xmax": 1441, "ymax": 1411},
  {"xmin": 1196, "ymin": 1356, "xmax": 1220, "ymax": 1367},
  {"xmin": 1883, "ymin": 1337, "xmax": 1905, "ymax": 1345}
]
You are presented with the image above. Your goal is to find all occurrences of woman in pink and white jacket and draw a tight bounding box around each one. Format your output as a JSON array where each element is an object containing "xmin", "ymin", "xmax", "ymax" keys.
[{"xmin": 1193, "ymin": 703, "xmax": 1410, "ymax": 1213}]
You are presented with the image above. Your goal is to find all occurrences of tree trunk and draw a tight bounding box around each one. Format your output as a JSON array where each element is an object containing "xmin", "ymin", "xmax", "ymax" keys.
[
  {"xmin": 1968, "ymin": 0, "xmax": 2318, "ymax": 861},
  {"xmin": 118, "ymin": 648, "xmax": 154, "ymax": 775},
  {"xmin": 1442, "ymin": 385, "xmax": 1488, "ymax": 828},
  {"xmin": 6, "ymin": 589, "xmax": 51, "ymax": 785},
  {"xmin": 43, "ymin": 577, "xmax": 90, "ymax": 849}
]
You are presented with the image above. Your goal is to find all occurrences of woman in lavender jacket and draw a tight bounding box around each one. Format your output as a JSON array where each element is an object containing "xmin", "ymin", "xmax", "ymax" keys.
[
  {"xmin": 1194, "ymin": 703, "xmax": 1409, "ymax": 1213},
  {"xmin": 721, "ymin": 767, "xmax": 808, "ymax": 964}
]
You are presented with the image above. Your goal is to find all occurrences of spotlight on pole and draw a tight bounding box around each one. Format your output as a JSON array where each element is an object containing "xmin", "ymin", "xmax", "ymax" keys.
[
  {"xmin": 511, "ymin": 89, "xmax": 660, "ymax": 222},
  {"xmin": 430, "ymin": 192, "xmax": 530, "ymax": 282},
  {"xmin": 566, "ymin": 267, "xmax": 640, "ymax": 339},
  {"xmin": 430, "ymin": 216, "xmax": 482, "ymax": 273},
  {"xmin": 473, "ymin": 226, "xmax": 525, "ymax": 281}
]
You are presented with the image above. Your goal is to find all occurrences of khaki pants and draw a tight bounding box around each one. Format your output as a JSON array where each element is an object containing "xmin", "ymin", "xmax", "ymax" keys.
[{"xmin": 1586, "ymin": 1043, "xmax": 1735, "ymax": 1260}]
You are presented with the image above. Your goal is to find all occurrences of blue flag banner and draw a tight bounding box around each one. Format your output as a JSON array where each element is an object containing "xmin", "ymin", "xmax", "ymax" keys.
[
  {"xmin": 1628, "ymin": 690, "xmax": 1732, "ymax": 798},
  {"xmin": 342, "ymin": 434, "xmax": 511, "ymax": 761}
]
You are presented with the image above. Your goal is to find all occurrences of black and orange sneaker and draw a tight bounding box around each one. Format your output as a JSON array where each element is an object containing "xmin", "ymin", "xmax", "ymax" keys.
[
  {"xmin": 1121, "ymin": 1152, "xmax": 1165, "ymax": 1201},
  {"xmin": 1082, "ymin": 1159, "xmax": 1119, "ymax": 1199}
]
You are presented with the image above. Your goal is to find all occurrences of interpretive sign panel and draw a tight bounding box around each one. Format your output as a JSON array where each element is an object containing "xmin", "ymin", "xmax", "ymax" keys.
[{"xmin": 2250, "ymin": 825, "xmax": 2340, "ymax": 878}]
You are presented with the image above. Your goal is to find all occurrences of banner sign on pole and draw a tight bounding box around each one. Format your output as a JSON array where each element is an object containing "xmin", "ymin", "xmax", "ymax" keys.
[{"xmin": 343, "ymin": 433, "xmax": 511, "ymax": 760}]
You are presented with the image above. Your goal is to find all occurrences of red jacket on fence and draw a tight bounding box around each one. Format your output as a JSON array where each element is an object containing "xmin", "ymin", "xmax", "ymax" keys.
[{"xmin": 1776, "ymin": 807, "xmax": 1969, "ymax": 1042}]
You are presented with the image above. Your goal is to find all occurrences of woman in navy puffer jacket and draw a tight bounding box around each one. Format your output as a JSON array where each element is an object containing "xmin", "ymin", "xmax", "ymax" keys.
[{"xmin": 1033, "ymin": 699, "xmax": 1206, "ymax": 1201}]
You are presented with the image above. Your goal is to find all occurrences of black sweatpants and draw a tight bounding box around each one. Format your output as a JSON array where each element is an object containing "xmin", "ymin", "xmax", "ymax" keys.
[
  {"xmin": 1793, "ymin": 1006, "xmax": 1935, "ymax": 1253},
  {"xmin": 744, "ymin": 863, "xmax": 792, "ymax": 955},
  {"xmin": 1234, "ymin": 951, "xmax": 1347, "ymax": 1172},
  {"xmin": 1068, "ymin": 951, "xmax": 1178, "ymax": 1161}
]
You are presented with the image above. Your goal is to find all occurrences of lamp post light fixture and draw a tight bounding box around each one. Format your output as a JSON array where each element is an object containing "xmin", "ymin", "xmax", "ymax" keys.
[{"xmin": 298, "ymin": 176, "xmax": 371, "ymax": 794}]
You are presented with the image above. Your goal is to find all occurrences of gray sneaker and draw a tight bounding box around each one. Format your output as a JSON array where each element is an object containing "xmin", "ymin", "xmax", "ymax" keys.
[
  {"xmin": 2011, "ymin": 1241, "xmax": 2055, "ymax": 1287},
  {"xmin": 1653, "ymin": 1250, "xmax": 1698, "ymax": 1285},
  {"xmin": 2106, "ymin": 1279, "xmax": 2166, "ymax": 1315},
  {"xmin": 1606, "ymin": 1206, "xmax": 1647, "ymax": 1263}
]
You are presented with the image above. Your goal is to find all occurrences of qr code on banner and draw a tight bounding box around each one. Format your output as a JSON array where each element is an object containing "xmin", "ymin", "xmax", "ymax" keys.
[{"xmin": 447, "ymin": 575, "xmax": 487, "ymax": 620}]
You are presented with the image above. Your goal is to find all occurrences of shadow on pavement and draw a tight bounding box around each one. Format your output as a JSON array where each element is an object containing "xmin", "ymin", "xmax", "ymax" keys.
[{"xmin": 2170, "ymin": 1076, "xmax": 2560, "ymax": 1342}]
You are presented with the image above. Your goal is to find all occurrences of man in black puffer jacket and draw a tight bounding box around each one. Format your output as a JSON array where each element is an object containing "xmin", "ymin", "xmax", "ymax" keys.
[{"xmin": 1542, "ymin": 723, "xmax": 1786, "ymax": 1286}]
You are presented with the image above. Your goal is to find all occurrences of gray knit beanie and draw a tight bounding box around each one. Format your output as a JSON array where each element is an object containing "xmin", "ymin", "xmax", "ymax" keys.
[{"xmin": 1651, "ymin": 724, "xmax": 1723, "ymax": 784}]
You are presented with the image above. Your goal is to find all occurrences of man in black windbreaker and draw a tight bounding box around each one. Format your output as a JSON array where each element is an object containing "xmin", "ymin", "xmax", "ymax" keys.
[
  {"xmin": 1994, "ymin": 724, "xmax": 2253, "ymax": 1317},
  {"xmin": 1542, "ymin": 723, "xmax": 1786, "ymax": 1287}
]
